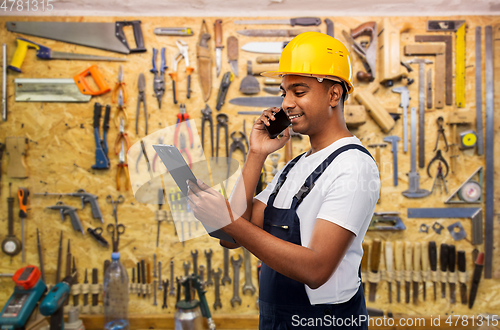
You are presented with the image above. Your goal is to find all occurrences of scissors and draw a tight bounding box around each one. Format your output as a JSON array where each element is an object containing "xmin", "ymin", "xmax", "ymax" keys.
[
  {"xmin": 106, "ymin": 195, "xmax": 125, "ymax": 252},
  {"xmin": 107, "ymin": 223, "xmax": 125, "ymax": 252}
]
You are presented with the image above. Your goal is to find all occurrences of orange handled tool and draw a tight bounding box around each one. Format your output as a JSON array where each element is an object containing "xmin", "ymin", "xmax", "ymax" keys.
[{"xmin": 73, "ymin": 65, "xmax": 111, "ymax": 96}]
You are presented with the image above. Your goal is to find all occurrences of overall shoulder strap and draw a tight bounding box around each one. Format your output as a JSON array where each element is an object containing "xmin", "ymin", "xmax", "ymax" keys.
[
  {"xmin": 292, "ymin": 144, "xmax": 373, "ymax": 207},
  {"xmin": 269, "ymin": 152, "xmax": 306, "ymax": 199}
]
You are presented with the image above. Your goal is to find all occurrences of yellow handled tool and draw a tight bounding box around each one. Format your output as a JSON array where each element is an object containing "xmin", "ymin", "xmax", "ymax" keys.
[{"xmin": 9, "ymin": 37, "xmax": 126, "ymax": 73}]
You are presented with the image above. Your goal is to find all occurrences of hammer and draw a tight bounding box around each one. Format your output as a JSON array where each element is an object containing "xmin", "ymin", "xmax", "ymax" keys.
[{"xmin": 368, "ymin": 143, "xmax": 387, "ymax": 204}]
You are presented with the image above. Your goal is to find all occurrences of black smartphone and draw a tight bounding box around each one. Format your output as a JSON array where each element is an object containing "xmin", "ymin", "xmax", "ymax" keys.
[
  {"xmin": 265, "ymin": 108, "xmax": 291, "ymax": 139},
  {"xmin": 152, "ymin": 144, "xmax": 236, "ymax": 243}
]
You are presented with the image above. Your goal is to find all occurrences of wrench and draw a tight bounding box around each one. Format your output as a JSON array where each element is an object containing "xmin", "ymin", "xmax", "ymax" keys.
[
  {"xmin": 213, "ymin": 268, "xmax": 222, "ymax": 310},
  {"xmin": 191, "ymin": 250, "xmax": 199, "ymax": 275},
  {"xmin": 242, "ymin": 248, "xmax": 256, "ymax": 295},
  {"xmin": 169, "ymin": 260, "xmax": 176, "ymax": 296},
  {"xmin": 222, "ymin": 247, "xmax": 231, "ymax": 285},
  {"xmin": 199, "ymin": 265, "xmax": 205, "ymax": 284},
  {"xmin": 205, "ymin": 249, "xmax": 214, "ymax": 286},
  {"xmin": 231, "ymin": 255, "xmax": 243, "ymax": 307},
  {"xmin": 183, "ymin": 261, "xmax": 191, "ymax": 277},
  {"xmin": 158, "ymin": 261, "xmax": 163, "ymax": 291}
]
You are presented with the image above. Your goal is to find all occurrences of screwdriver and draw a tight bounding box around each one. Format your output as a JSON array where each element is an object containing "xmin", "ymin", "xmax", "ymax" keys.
[{"xmin": 17, "ymin": 187, "xmax": 29, "ymax": 263}]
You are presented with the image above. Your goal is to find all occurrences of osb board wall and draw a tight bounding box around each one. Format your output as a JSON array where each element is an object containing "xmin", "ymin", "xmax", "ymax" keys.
[{"xmin": 0, "ymin": 15, "xmax": 500, "ymax": 321}]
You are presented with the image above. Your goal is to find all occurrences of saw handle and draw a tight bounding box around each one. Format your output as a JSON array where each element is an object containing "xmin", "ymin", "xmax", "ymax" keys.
[
  {"xmin": 73, "ymin": 65, "xmax": 111, "ymax": 96},
  {"xmin": 115, "ymin": 20, "xmax": 147, "ymax": 53},
  {"xmin": 9, "ymin": 38, "xmax": 44, "ymax": 72},
  {"xmin": 350, "ymin": 21, "xmax": 376, "ymax": 40}
]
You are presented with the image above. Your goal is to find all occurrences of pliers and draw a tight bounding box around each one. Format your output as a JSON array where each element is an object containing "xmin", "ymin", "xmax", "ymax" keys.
[
  {"xmin": 136, "ymin": 73, "xmax": 148, "ymax": 135},
  {"xmin": 152, "ymin": 136, "xmax": 164, "ymax": 173},
  {"xmin": 434, "ymin": 116, "xmax": 448, "ymax": 152},
  {"xmin": 169, "ymin": 40, "xmax": 194, "ymax": 104},
  {"xmin": 229, "ymin": 131, "xmax": 248, "ymax": 162},
  {"xmin": 116, "ymin": 140, "xmax": 130, "ymax": 191},
  {"xmin": 114, "ymin": 117, "xmax": 131, "ymax": 154},
  {"xmin": 174, "ymin": 104, "xmax": 193, "ymax": 149},
  {"xmin": 113, "ymin": 89, "xmax": 129, "ymax": 128},
  {"xmin": 150, "ymin": 47, "xmax": 167, "ymax": 109},
  {"xmin": 112, "ymin": 65, "xmax": 127, "ymax": 104},
  {"xmin": 201, "ymin": 105, "xmax": 214, "ymax": 157},
  {"xmin": 179, "ymin": 133, "xmax": 192, "ymax": 168}
]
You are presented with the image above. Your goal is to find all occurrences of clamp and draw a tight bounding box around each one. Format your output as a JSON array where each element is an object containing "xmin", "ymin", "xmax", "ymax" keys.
[
  {"xmin": 174, "ymin": 104, "xmax": 193, "ymax": 149},
  {"xmin": 112, "ymin": 65, "xmax": 127, "ymax": 104},
  {"xmin": 179, "ymin": 133, "xmax": 193, "ymax": 168},
  {"xmin": 113, "ymin": 89, "xmax": 129, "ymax": 128},
  {"xmin": 228, "ymin": 131, "xmax": 248, "ymax": 162},
  {"xmin": 114, "ymin": 117, "xmax": 131, "ymax": 155},
  {"xmin": 434, "ymin": 116, "xmax": 449, "ymax": 152},
  {"xmin": 216, "ymin": 113, "xmax": 229, "ymax": 161},
  {"xmin": 201, "ymin": 105, "xmax": 214, "ymax": 157},
  {"xmin": 169, "ymin": 40, "xmax": 194, "ymax": 104},
  {"xmin": 136, "ymin": 73, "xmax": 148, "ymax": 135},
  {"xmin": 116, "ymin": 140, "xmax": 130, "ymax": 191},
  {"xmin": 427, "ymin": 149, "xmax": 449, "ymax": 178},
  {"xmin": 150, "ymin": 47, "xmax": 167, "ymax": 109}
]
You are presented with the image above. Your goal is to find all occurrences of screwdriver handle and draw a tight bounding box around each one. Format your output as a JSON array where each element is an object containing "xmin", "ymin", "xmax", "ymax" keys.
[
  {"xmin": 404, "ymin": 242, "xmax": 412, "ymax": 272},
  {"xmin": 394, "ymin": 241, "xmax": 403, "ymax": 271},
  {"xmin": 440, "ymin": 244, "xmax": 449, "ymax": 272},
  {"xmin": 413, "ymin": 242, "xmax": 421, "ymax": 272},
  {"xmin": 428, "ymin": 241, "xmax": 437, "ymax": 271},
  {"xmin": 18, "ymin": 187, "xmax": 29, "ymax": 218},
  {"xmin": 421, "ymin": 241, "xmax": 429, "ymax": 272}
]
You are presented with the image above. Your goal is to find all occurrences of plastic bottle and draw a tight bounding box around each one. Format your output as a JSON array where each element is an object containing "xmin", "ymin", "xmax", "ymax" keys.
[{"xmin": 103, "ymin": 252, "xmax": 129, "ymax": 330}]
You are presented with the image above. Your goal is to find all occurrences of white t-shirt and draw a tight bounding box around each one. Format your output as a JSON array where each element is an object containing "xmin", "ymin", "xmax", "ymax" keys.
[{"xmin": 255, "ymin": 136, "xmax": 380, "ymax": 305}]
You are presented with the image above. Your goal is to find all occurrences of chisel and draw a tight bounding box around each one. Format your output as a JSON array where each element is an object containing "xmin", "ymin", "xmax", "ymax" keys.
[
  {"xmin": 92, "ymin": 268, "xmax": 98, "ymax": 308},
  {"xmin": 448, "ymin": 245, "xmax": 456, "ymax": 304},
  {"xmin": 404, "ymin": 242, "xmax": 412, "ymax": 304},
  {"xmin": 141, "ymin": 259, "xmax": 146, "ymax": 298},
  {"xmin": 412, "ymin": 242, "xmax": 421, "ymax": 305},
  {"xmin": 384, "ymin": 242, "xmax": 394, "ymax": 303},
  {"xmin": 56, "ymin": 231, "xmax": 63, "ymax": 283},
  {"xmin": 457, "ymin": 251, "xmax": 467, "ymax": 305},
  {"xmin": 137, "ymin": 262, "xmax": 142, "ymax": 297},
  {"xmin": 368, "ymin": 239, "xmax": 381, "ymax": 302},
  {"xmin": 440, "ymin": 244, "xmax": 449, "ymax": 299},
  {"xmin": 421, "ymin": 241, "xmax": 429, "ymax": 301},
  {"xmin": 428, "ymin": 241, "xmax": 438, "ymax": 300},
  {"xmin": 394, "ymin": 241, "xmax": 404, "ymax": 303},
  {"xmin": 72, "ymin": 257, "xmax": 79, "ymax": 307},
  {"xmin": 361, "ymin": 242, "xmax": 369, "ymax": 293},
  {"xmin": 468, "ymin": 252, "xmax": 484, "ymax": 309}
]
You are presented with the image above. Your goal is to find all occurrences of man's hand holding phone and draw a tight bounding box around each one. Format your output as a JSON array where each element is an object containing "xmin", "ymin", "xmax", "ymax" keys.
[{"xmin": 250, "ymin": 107, "xmax": 291, "ymax": 157}]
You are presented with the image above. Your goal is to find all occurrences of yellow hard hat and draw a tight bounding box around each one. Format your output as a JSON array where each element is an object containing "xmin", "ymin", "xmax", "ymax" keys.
[{"xmin": 261, "ymin": 31, "xmax": 354, "ymax": 95}]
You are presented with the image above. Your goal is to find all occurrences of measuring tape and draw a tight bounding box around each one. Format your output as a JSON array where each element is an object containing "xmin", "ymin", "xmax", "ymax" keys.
[
  {"xmin": 460, "ymin": 130, "xmax": 477, "ymax": 149},
  {"xmin": 456, "ymin": 24, "xmax": 466, "ymax": 108}
]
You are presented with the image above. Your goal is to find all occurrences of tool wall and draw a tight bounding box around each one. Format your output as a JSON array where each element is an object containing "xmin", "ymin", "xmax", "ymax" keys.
[{"xmin": 1, "ymin": 14, "xmax": 500, "ymax": 325}]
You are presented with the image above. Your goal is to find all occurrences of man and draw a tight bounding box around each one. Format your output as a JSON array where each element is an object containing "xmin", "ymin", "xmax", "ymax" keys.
[{"xmin": 187, "ymin": 32, "xmax": 380, "ymax": 329}]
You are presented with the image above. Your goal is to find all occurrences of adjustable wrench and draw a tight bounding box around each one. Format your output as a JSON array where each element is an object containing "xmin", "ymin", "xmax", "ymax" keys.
[
  {"xmin": 242, "ymin": 248, "xmax": 256, "ymax": 295},
  {"xmin": 213, "ymin": 268, "xmax": 223, "ymax": 310},
  {"xmin": 222, "ymin": 247, "xmax": 232, "ymax": 285},
  {"xmin": 231, "ymin": 255, "xmax": 243, "ymax": 307}
]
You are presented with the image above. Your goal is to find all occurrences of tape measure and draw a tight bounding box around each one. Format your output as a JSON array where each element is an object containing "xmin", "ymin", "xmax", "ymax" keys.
[
  {"xmin": 460, "ymin": 130, "xmax": 477, "ymax": 149},
  {"xmin": 458, "ymin": 181, "xmax": 482, "ymax": 203}
]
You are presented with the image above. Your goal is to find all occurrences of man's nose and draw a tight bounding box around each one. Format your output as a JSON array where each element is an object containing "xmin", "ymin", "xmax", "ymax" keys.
[{"xmin": 281, "ymin": 94, "xmax": 295, "ymax": 111}]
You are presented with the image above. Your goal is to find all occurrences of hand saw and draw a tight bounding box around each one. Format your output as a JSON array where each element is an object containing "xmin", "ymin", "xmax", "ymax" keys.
[{"xmin": 6, "ymin": 21, "xmax": 146, "ymax": 54}]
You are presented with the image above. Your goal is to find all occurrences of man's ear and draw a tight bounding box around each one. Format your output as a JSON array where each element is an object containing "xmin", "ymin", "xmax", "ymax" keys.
[{"xmin": 329, "ymin": 83, "xmax": 343, "ymax": 108}]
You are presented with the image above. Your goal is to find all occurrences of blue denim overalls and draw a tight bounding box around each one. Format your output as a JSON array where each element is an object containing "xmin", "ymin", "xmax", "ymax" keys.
[{"xmin": 259, "ymin": 144, "xmax": 373, "ymax": 329}]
